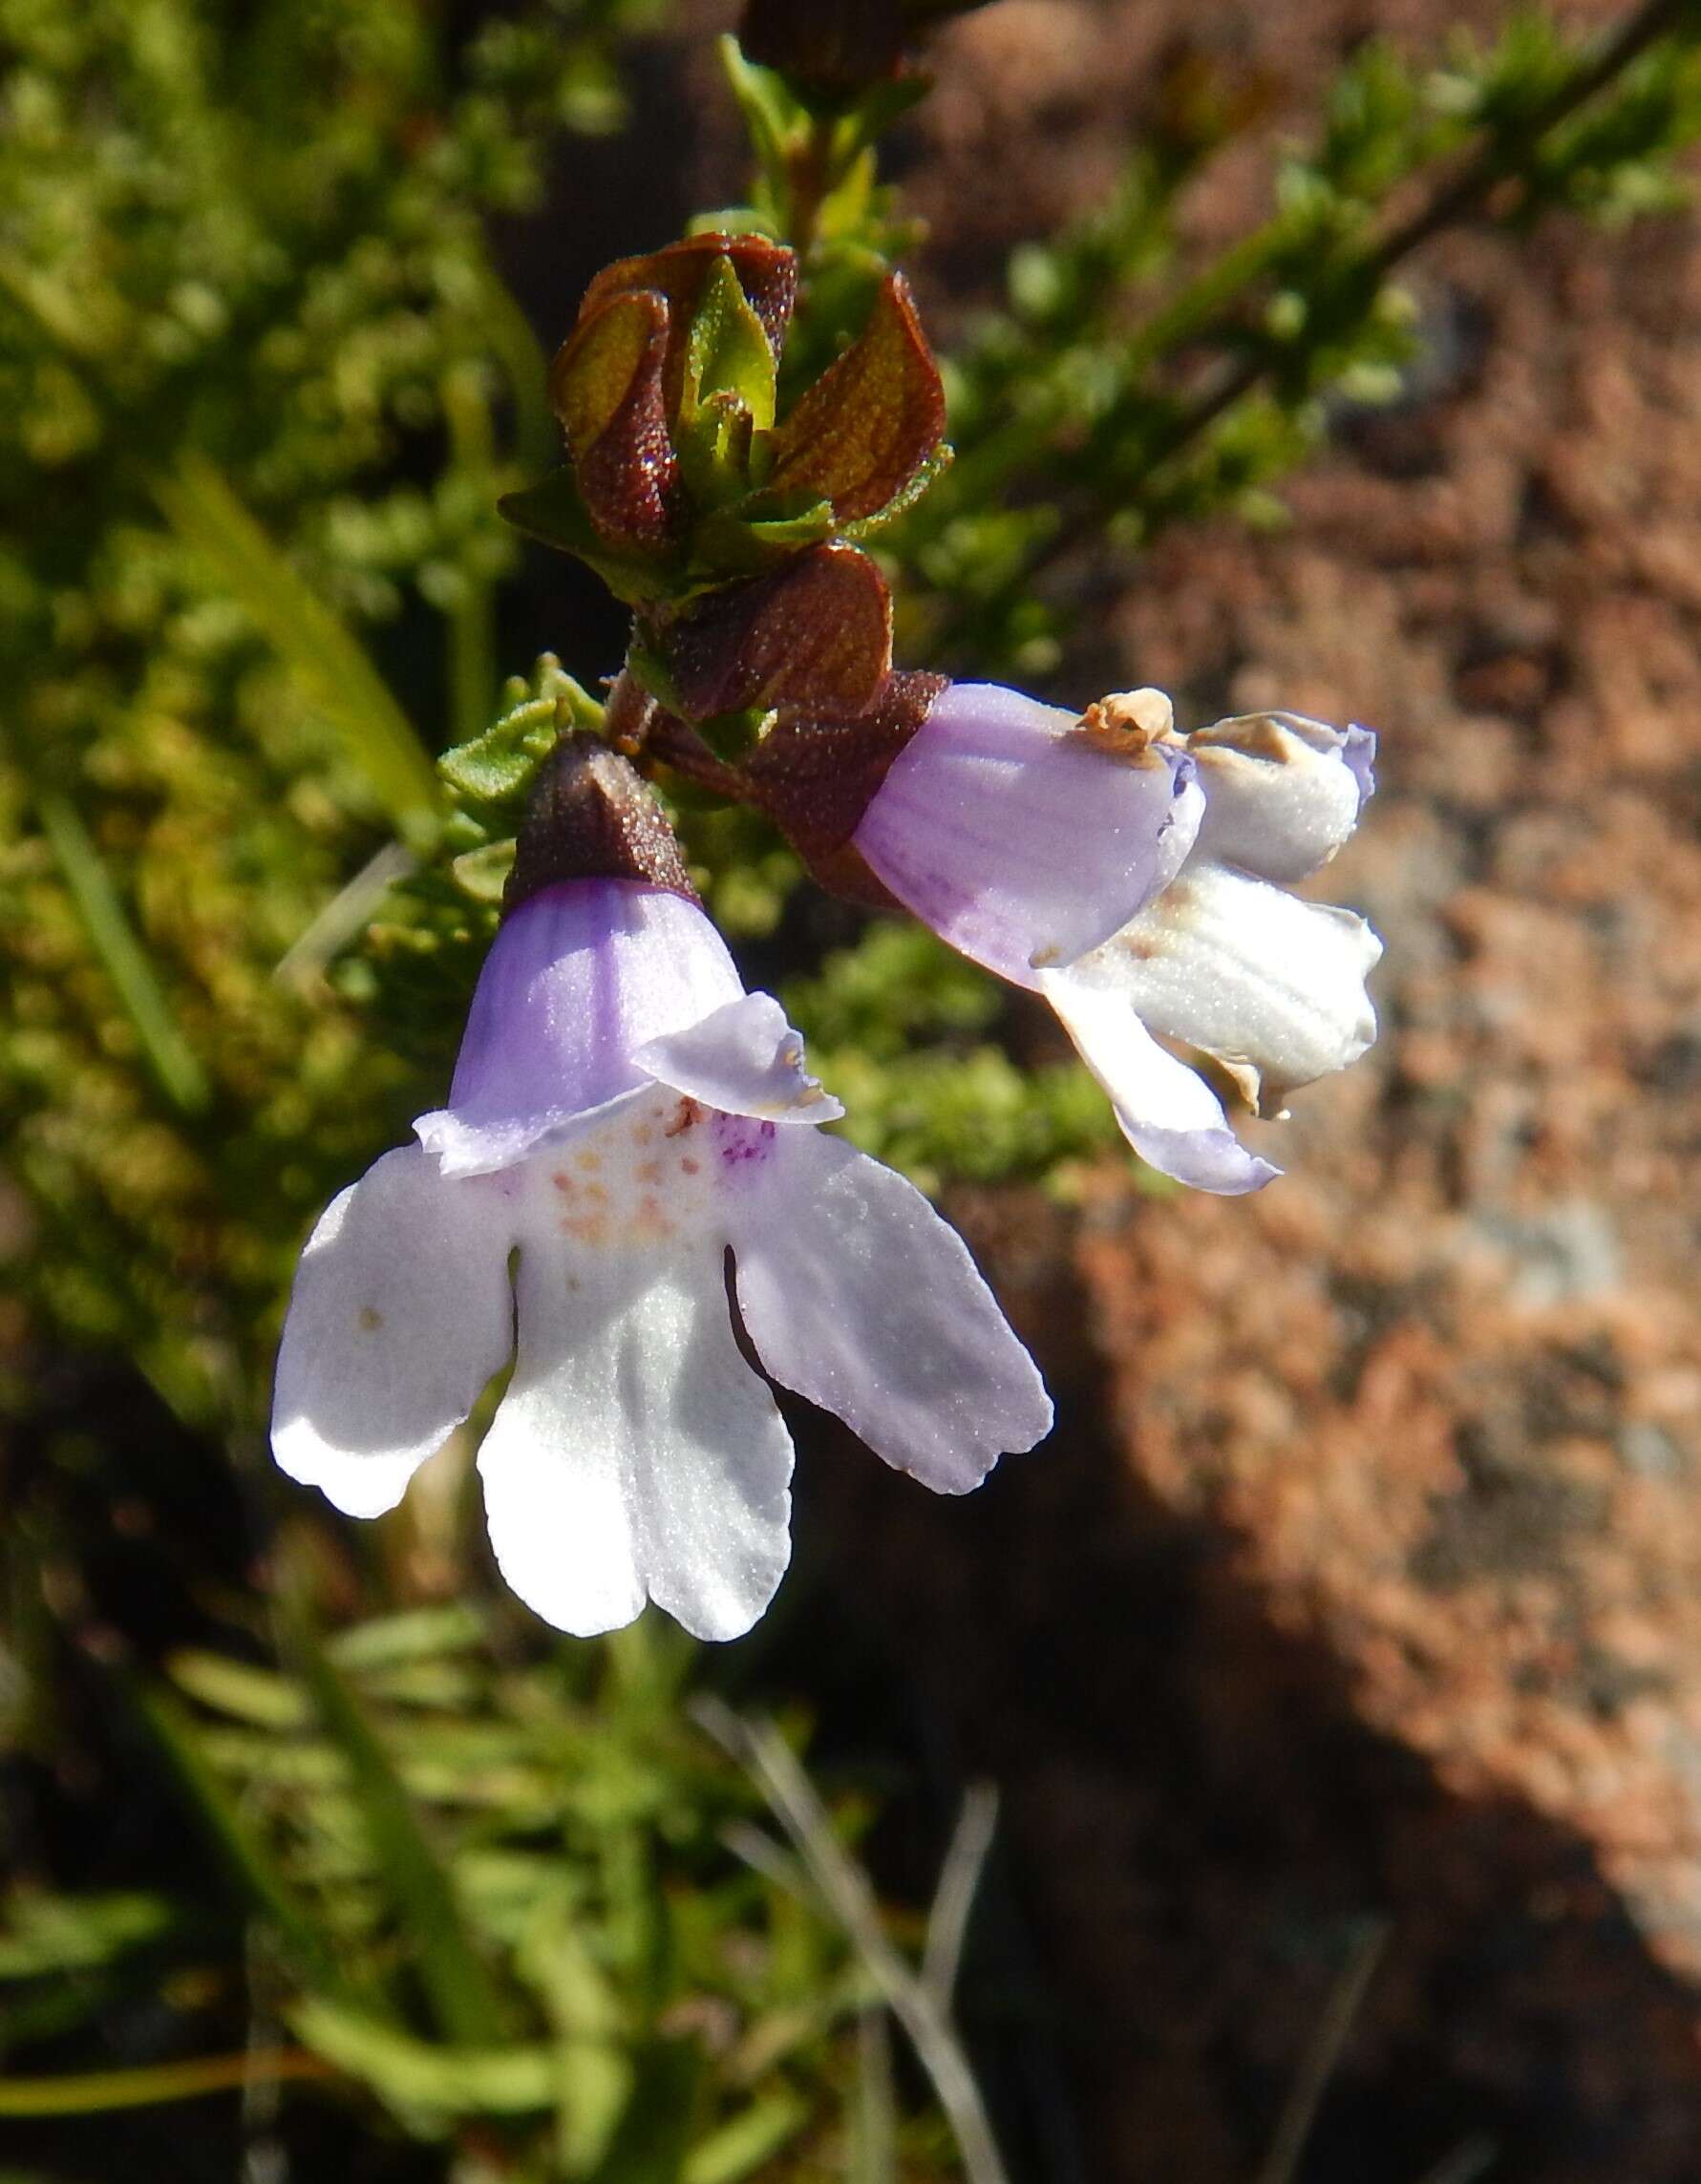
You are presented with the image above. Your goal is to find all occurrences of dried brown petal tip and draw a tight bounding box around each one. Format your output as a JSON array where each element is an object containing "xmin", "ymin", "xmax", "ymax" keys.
[
  {"xmin": 1074, "ymin": 687, "xmax": 1177, "ymax": 757},
  {"xmin": 504, "ymin": 732, "xmax": 697, "ymax": 915}
]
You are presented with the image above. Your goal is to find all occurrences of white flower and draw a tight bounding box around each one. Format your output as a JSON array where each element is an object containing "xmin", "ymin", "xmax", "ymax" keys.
[
  {"xmin": 1038, "ymin": 702, "xmax": 1382, "ymax": 1192},
  {"xmin": 848, "ymin": 683, "xmax": 1381, "ymax": 1192},
  {"xmin": 271, "ymin": 877, "xmax": 1052, "ymax": 1642}
]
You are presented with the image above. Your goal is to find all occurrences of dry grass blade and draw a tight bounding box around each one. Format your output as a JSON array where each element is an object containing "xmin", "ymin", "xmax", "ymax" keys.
[
  {"xmin": 691, "ymin": 1697, "xmax": 1010, "ymax": 2184},
  {"xmin": 1254, "ymin": 1917, "xmax": 1391, "ymax": 2184},
  {"xmin": 922, "ymin": 1782, "xmax": 998, "ymax": 2010}
]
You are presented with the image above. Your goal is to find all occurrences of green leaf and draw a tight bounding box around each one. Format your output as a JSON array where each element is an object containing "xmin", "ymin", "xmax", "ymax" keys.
[
  {"xmin": 287, "ymin": 1619, "xmax": 504, "ymax": 2048},
  {"xmin": 287, "ymin": 1998, "xmax": 555, "ymax": 2119},
  {"xmin": 149, "ymin": 453, "xmax": 438, "ymax": 843},
  {"xmin": 135, "ymin": 1683, "xmax": 357, "ymax": 2005},
  {"xmin": 683, "ymin": 2090, "xmax": 810, "ymax": 2184},
  {"xmin": 0, "ymin": 1893, "xmax": 173, "ymax": 1981},
  {"xmin": 499, "ymin": 469, "xmax": 682, "ymax": 602},
  {"xmin": 683, "ymin": 257, "xmax": 778, "ymax": 432},
  {"xmin": 36, "ymin": 791, "xmax": 211, "ymax": 1118},
  {"xmin": 582, "ymin": 2040, "xmax": 701, "ymax": 2184},
  {"xmin": 167, "ymin": 1652, "xmax": 308, "ymax": 1731},
  {"xmin": 326, "ymin": 1603, "xmax": 491, "ymax": 1670},
  {"xmin": 690, "ymin": 497, "xmax": 837, "ymax": 579}
]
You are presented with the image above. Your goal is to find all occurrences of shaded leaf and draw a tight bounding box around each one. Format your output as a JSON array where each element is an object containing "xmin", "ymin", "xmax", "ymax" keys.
[
  {"xmin": 150, "ymin": 453, "xmax": 438, "ymax": 841},
  {"xmin": 287, "ymin": 1621, "xmax": 504, "ymax": 2048},
  {"xmin": 499, "ymin": 468, "xmax": 681, "ymax": 601},
  {"xmin": 36, "ymin": 792, "xmax": 210, "ymax": 1118}
]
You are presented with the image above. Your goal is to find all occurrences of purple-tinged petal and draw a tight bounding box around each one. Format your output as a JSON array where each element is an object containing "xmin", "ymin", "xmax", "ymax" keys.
[
  {"xmin": 853, "ymin": 681, "xmax": 1203, "ymax": 988},
  {"xmin": 1041, "ymin": 969, "xmax": 1278, "ymax": 1195},
  {"xmin": 478, "ymin": 1156, "xmax": 794, "ymax": 1642},
  {"xmin": 1185, "ymin": 711, "xmax": 1376, "ymax": 883},
  {"xmin": 271, "ymin": 1146, "xmax": 515, "ymax": 1517},
  {"xmin": 730, "ymin": 1128, "xmax": 1052, "ymax": 1493},
  {"xmin": 1099, "ymin": 862, "xmax": 1382, "ymax": 1108},
  {"xmin": 415, "ymin": 879, "xmax": 743, "ymax": 1178},
  {"xmin": 633, "ymin": 993, "xmax": 844, "ymax": 1125}
]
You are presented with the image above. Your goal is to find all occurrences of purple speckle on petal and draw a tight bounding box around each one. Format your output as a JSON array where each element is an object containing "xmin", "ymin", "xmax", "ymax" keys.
[{"xmin": 712, "ymin": 1113, "xmax": 778, "ymax": 1170}]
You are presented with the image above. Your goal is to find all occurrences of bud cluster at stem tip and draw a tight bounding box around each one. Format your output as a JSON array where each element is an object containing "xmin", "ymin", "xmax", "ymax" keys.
[{"xmin": 500, "ymin": 232, "xmax": 946, "ymax": 608}]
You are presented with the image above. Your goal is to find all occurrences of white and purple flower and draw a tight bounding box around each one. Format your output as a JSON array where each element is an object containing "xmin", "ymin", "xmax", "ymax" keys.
[
  {"xmin": 849, "ymin": 684, "xmax": 1381, "ymax": 1193},
  {"xmin": 271, "ymin": 865, "xmax": 1052, "ymax": 1643}
]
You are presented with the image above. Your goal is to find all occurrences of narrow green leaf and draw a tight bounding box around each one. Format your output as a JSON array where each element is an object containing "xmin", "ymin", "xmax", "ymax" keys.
[
  {"xmin": 287, "ymin": 1998, "xmax": 555, "ymax": 2117},
  {"xmin": 134, "ymin": 1684, "xmax": 353, "ymax": 2004},
  {"xmin": 0, "ymin": 2050, "xmax": 333, "ymax": 2118},
  {"xmin": 287, "ymin": 1619, "xmax": 504, "ymax": 2047},
  {"xmin": 150, "ymin": 452, "xmax": 439, "ymax": 841},
  {"xmin": 683, "ymin": 2090, "xmax": 810, "ymax": 2184},
  {"xmin": 37, "ymin": 792, "xmax": 211, "ymax": 1117},
  {"xmin": 168, "ymin": 1651, "xmax": 308, "ymax": 1730}
]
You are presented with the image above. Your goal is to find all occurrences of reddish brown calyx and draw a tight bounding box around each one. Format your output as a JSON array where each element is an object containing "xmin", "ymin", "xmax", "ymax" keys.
[
  {"xmin": 504, "ymin": 733, "xmax": 698, "ymax": 916},
  {"xmin": 741, "ymin": 668, "xmax": 947, "ymax": 906}
]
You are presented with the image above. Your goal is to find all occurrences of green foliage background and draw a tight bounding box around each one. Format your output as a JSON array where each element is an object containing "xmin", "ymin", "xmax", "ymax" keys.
[{"xmin": 1, "ymin": 2, "xmax": 1698, "ymax": 2177}]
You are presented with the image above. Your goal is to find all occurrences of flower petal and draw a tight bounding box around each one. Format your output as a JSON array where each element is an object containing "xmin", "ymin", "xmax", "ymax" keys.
[
  {"xmin": 1185, "ymin": 712, "xmax": 1375, "ymax": 883},
  {"xmin": 730, "ymin": 1129, "xmax": 1052, "ymax": 1493},
  {"xmin": 1095, "ymin": 861, "xmax": 1382, "ymax": 1105},
  {"xmin": 415, "ymin": 880, "xmax": 743, "ymax": 1178},
  {"xmin": 1041, "ymin": 971, "xmax": 1278, "ymax": 1195},
  {"xmin": 853, "ymin": 681, "xmax": 1202, "ymax": 987},
  {"xmin": 478, "ymin": 1163, "xmax": 794, "ymax": 1642},
  {"xmin": 633, "ymin": 992, "xmax": 844, "ymax": 1125},
  {"xmin": 271, "ymin": 1146, "xmax": 515, "ymax": 1517}
]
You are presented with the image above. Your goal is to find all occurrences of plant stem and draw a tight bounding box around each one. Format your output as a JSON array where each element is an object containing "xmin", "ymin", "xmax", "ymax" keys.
[{"xmin": 0, "ymin": 2049, "xmax": 334, "ymax": 2117}]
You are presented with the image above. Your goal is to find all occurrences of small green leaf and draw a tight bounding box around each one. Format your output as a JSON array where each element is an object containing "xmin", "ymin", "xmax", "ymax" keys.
[
  {"xmin": 582, "ymin": 2040, "xmax": 701, "ymax": 2184},
  {"xmin": 168, "ymin": 1652, "xmax": 308, "ymax": 1731},
  {"xmin": 690, "ymin": 497, "xmax": 837, "ymax": 579},
  {"xmin": 0, "ymin": 1893, "xmax": 173, "ymax": 1981},
  {"xmin": 683, "ymin": 257, "xmax": 778, "ymax": 432},
  {"xmin": 150, "ymin": 454, "xmax": 438, "ymax": 842},
  {"xmin": 135, "ymin": 1684, "xmax": 357, "ymax": 2006},
  {"xmin": 449, "ymin": 840, "xmax": 516, "ymax": 904}
]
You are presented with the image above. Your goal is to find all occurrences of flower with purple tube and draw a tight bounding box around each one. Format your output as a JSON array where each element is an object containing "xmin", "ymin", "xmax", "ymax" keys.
[
  {"xmin": 826, "ymin": 680, "xmax": 1381, "ymax": 1195},
  {"xmin": 272, "ymin": 740, "xmax": 1052, "ymax": 1642},
  {"xmin": 271, "ymin": 225, "xmax": 1385, "ymax": 1643}
]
